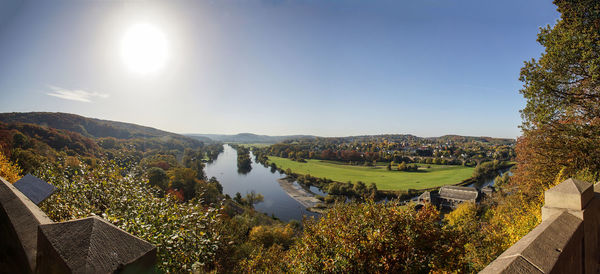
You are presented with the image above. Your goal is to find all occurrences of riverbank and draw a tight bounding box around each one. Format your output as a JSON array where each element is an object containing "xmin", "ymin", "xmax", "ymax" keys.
[
  {"xmin": 268, "ymin": 157, "xmax": 515, "ymax": 201},
  {"xmin": 276, "ymin": 178, "xmax": 325, "ymax": 213}
]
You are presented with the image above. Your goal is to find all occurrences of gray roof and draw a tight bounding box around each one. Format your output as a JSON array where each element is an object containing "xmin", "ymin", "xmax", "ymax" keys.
[
  {"xmin": 418, "ymin": 191, "xmax": 431, "ymax": 200},
  {"xmin": 439, "ymin": 186, "xmax": 478, "ymax": 201},
  {"xmin": 13, "ymin": 174, "xmax": 56, "ymax": 205}
]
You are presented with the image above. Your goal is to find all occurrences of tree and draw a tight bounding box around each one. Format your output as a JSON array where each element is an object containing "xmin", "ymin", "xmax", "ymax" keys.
[
  {"xmin": 515, "ymin": 0, "xmax": 600, "ymax": 195},
  {"xmin": 11, "ymin": 148, "xmax": 41, "ymax": 174},
  {"xmin": 245, "ymin": 191, "xmax": 264, "ymax": 208},
  {"xmin": 148, "ymin": 167, "xmax": 169, "ymax": 190},
  {"xmin": 478, "ymin": 1, "xmax": 600, "ymax": 265},
  {"xmin": 12, "ymin": 132, "xmax": 29, "ymax": 148},
  {"xmin": 287, "ymin": 202, "xmax": 467, "ymax": 272},
  {"xmin": 168, "ymin": 167, "xmax": 199, "ymax": 200},
  {"xmin": 248, "ymin": 224, "xmax": 296, "ymax": 249},
  {"xmin": 0, "ymin": 149, "xmax": 22, "ymax": 183},
  {"xmin": 444, "ymin": 202, "xmax": 505, "ymax": 271},
  {"xmin": 195, "ymin": 179, "xmax": 222, "ymax": 205}
]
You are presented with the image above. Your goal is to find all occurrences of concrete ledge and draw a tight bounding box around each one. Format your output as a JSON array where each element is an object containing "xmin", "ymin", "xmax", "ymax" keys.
[
  {"xmin": 0, "ymin": 177, "xmax": 53, "ymax": 273},
  {"xmin": 481, "ymin": 211, "xmax": 583, "ymax": 273}
]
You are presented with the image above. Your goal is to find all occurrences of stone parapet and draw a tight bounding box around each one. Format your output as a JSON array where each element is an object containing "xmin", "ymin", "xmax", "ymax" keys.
[
  {"xmin": 0, "ymin": 177, "xmax": 53, "ymax": 273},
  {"xmin": 0, "ymin": 176, "xmax": 157, "ymax": 273},
  {"xmin": 481, "ymin": 178, "xmax": 600, "ymax": 273}
]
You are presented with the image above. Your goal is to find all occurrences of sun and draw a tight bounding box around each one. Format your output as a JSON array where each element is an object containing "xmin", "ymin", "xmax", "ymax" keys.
[{"xmin": 120, "ymin": 23, "xmax": 168, "ymax": 75}]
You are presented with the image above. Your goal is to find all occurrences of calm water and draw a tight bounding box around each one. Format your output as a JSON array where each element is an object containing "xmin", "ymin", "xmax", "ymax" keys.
[
  {"xmin": 205, "ymin": 145, "xmax": 319, "ymax": 222},
  {"xmin": 206, "ymin": 145, "xmax": 507, "ymax": 220},
  {"xmin": 467, "ymin": 169, "xmax": 513, "ymax": 189}
]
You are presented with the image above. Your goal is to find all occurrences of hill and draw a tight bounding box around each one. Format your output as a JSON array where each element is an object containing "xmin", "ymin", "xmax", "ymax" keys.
[
  {"xmin": 190, "ymin": 132, "xmax": 514, "ymax": 146},
  {"xmin": 188, "ymin": 133, "xmax": 315, "ymax": 144},
  {"xmin": 0, "ymin": 112, "xmax": 210, "ymax": 147}
]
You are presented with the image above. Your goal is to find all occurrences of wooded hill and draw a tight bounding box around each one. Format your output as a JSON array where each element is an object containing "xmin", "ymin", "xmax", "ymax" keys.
[
  {"xmin": 191, "ymin": 132, "xmax": 514, "ymax": 146},
  {"xmin": 0, "ymin": 112, "xmax": 210, "ymax": 148},
  {"xmin": 188, "ymin": 133, "xmax": 316, "ymax": 144}
]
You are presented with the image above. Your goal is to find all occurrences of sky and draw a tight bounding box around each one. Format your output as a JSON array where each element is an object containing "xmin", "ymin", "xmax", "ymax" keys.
[{"xmin": 0, "ymin": 0, "xmax": 560, "ymax": 138}]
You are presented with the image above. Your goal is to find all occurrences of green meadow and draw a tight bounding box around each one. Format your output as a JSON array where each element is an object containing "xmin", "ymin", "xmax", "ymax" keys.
[{"xmin": 268, "ymin": 157, "xmax": 475, "ymax": 191}]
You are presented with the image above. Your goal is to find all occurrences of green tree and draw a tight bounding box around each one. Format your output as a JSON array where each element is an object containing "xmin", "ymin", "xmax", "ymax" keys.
[
  {"xmin": 12, "ymin": 132, "xmax": 29, "ymax": 148},
  {"xmin": 245, "ymin": 191, "xmax": 264, "ymax": 208},
  {"xmin": 147, "ymin": 167, "xmax": 169, "ymax": 190},
  {"xmin": 168, "ymin": 167, "xmax": 199, "ymax": 200}
]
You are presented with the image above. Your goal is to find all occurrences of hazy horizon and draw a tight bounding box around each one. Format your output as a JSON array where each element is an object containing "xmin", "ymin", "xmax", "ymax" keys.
[{"xmin": 0, "ymin": 0, "xmax": 559, "ymax": 138}]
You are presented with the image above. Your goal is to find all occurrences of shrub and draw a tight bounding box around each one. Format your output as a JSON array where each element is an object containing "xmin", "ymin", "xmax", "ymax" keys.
[{"xmin": 287, "ymin": 201, "xmax": 467, "ymax": 272}]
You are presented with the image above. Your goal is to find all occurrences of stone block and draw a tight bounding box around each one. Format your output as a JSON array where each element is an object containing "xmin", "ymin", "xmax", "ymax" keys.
[{"xmin": 545, "ymin": 178, "xmax": 593, "ymax": 211}]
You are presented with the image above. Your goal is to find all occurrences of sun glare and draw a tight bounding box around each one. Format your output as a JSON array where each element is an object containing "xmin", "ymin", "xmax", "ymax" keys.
[{"xmin": 120, "ymin": 23, "xmax": 168, "ymax": 75}]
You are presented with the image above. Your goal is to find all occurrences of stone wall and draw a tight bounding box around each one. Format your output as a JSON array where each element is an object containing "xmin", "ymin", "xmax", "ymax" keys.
[
  {"xmin": 481, "ymin": 178, "xmax": 600, "ymax": 273},
  {"xmin": 0, "ymin": 176, "xmax": 157, "ymax": 273}
]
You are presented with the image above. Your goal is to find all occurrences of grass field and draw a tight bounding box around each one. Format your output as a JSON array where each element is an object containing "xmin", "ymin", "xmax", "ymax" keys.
[{"xmin": 268, "ymin": 157, "xmax": 475, "ymax": 191}]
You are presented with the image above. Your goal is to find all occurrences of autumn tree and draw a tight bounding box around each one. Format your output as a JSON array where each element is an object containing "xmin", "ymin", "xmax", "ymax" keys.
[
  {"xmin": 0, "ymin": 149, "xmax": 22, "ymax": 183},
  {"xmin": 514, "ymin": 0, "xmax": 600, "ymax": 195},
  {"xmin": 168, "ymin": 167, "xmax": 199, "ymax": 200},
  {"xmin": 287, "ymin": 202, "xmax": 467, "ymax": 272},
  {"xmin": 481, "ymin": 0, "xmax": 600, "ymax": 263}
]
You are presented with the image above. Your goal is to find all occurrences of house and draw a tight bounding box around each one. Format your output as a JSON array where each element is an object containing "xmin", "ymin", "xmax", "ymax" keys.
[
  {"xmin": 417, "ymin": 185, "xmax": 482, "ymax": 209},
  {"xmin": 438, "ymin": 186, "xmax": 478, "ymax": 208}
]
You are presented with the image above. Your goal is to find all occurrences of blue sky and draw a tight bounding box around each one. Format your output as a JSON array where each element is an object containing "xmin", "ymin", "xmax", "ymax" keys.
[{"xmin": 0, "ymin": 0, "xmax": 559, "ymax": 138}]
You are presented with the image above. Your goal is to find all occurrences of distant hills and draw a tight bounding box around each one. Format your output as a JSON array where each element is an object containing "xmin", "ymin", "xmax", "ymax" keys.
[
  {"xmin": 189, "ymin": 133, "xmax": 515, "ymax": 145},
  {"xmin": 0, "ymin": 112, "xmax": 210, "ymax": 147},
  {"xmin": 187, "ymin": 133, "xmax": 315, "ymax": 144},
  {"xmin": 0, "ymin": 112, "xmax": 514, "ymax": 147}
]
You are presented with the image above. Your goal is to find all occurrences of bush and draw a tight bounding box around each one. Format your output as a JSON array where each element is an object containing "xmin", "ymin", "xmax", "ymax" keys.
[
  {"xmin": 36, "ymin": 159, "xmax": 222, "ymax": 272},
  {"xmin": 287, "ymin": 202, "xmax": 467, "ymax": 272}
]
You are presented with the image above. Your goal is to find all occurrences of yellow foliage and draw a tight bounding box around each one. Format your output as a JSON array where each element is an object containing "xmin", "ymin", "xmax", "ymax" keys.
[
  {"xmin": 0, "ymin": 150, "xmax": 22, "ymax": 183},
  {"xmin": 65, "ymin": 156, "xmax": 81, "ymax": 168},
  {"xmin": 249, "ymin": 224, "xmax": 295, "ymax": 249},
  {"xmin": 488, "ymin": 168, "xmax": 569, "ymax": 250},
  {"xmin": 238, "ymin": 244, "xmax": 287, "ymax": 273},
  {"xmin": 489, "ymin": 193, "xmax": 542, "ymax": 249},
  {"xmin": 445, "ymin": 202, "xmax": 477, "ymax": 231}
]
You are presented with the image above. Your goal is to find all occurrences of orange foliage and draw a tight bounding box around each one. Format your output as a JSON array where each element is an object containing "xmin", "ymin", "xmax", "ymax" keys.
[{"xmin": 166, "ymin": 188, "xmax": 185, "ymax": 202}]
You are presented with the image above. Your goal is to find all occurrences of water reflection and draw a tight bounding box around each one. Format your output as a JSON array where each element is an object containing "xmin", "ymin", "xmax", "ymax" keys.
[
  {"xmin": 467, "ymin": 169, "xmax": 513, "ymax": 189},
  {"xmin": 205, "ymin": 145, "xmax": 319, "ymax": 222}
]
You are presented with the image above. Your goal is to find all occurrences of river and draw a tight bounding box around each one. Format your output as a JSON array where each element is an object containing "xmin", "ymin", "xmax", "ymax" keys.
[
  {"xmin": 206, "ymin": 145, "xmax": 511, "ymax": 220},
  {"xmin": 205, "ymin": 145, "xmax": 320, "ymax": 222},
  {"xmin": 467, "ymin": 169, "xmax": 513, "ymax": 189}
]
